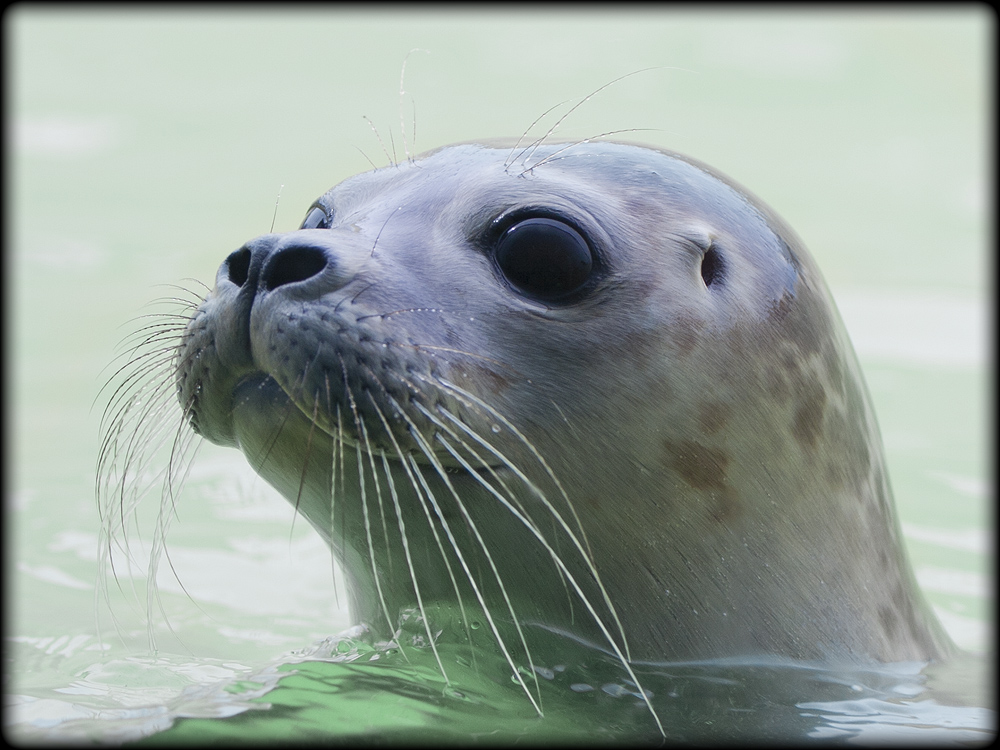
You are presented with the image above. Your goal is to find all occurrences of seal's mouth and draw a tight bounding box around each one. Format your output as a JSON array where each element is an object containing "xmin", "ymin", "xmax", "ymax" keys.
[{"xmin": 226, "ymin": 370, "xmax": 502, "ymax": 474}]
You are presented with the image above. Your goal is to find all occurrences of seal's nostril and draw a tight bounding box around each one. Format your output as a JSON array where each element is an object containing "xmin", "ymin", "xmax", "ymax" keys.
[
  {"xmin": 226, "ymin": 248, "xmax": 251, "ymax": 287},
  {"xmin": 261, "ymin": 246, "xmax": 328, "ymax": 290}
]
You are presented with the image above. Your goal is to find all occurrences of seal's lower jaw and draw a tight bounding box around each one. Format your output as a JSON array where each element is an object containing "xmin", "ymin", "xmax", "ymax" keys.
[
  {"xmin": 229, "ymin": 372, "xmax": 303, "ymax": 449},
  {"xmin": 227, "ymin": 373, "xmax": 494, "ymax": 474}
]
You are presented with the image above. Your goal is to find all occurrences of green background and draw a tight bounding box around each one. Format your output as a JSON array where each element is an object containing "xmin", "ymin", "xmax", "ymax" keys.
[{"xmin": 6, "ymin": 6, "xmax": 989, "ymax": 739}]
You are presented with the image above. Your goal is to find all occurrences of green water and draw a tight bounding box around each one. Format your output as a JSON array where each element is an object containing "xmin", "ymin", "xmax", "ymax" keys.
[{"xmin": 6, "ymin": 8, "xmax": 991, "ymax": 744}]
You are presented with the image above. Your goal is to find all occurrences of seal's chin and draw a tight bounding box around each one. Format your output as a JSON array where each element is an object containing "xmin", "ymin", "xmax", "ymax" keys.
[
  {"xmin": 227, "ymin": 372, "xmax": 492, "ymax": 473},
  {"xmin": 224, "ymin": 372, "xmax": 298, "ymax": 449}
]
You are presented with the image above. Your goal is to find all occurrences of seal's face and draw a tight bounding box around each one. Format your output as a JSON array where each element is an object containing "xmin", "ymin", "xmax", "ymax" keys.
[
  {"xmin": 180, "ymin": 142, "xmax": 799, "ymax": 462},
  {"xmin": 174, "ymin": 141, "xmax": 949, "ymax": 672}
]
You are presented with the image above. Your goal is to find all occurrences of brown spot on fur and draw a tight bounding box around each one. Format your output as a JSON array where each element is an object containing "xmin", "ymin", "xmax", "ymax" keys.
[
  {"xmin": 792, "ymin": 380, "xmax": 827, "ymax": 449},
  {"xmin": 778, "ymin": 347, "xmax": 801, "ymax": 374},
  {"xmin": 697, "ymin": 402, "xmax": 729, "ymax": 436},
  {"xmin": 664, "ymin": 439, "xmax": 729, "ymax": 492},
  {"xmin": 820, "ymin": 401, "xmax": 872, "ymax": 492},
  {"xmin": 783, "ymin": 288, "xmax": 825, "ymax": 354},
  {"xmin": 459, "ymin": 363, "xmax": 511, "ymax": 395},
  {"xmin": 765, "ymin": 361, "xmax": 791, "ymax": 401},
  {"xmin": 671, "ymin": 315, "xmax": 702, "ymax": 357},
  {"xmin": 662, "ymin": 439, "xmax": 739, "ymax": 521},
  {"xmin": 762, "ymin": 342, "xmax": 807, "ymax": 402},
  {"xmin": 707, "ymin": 487, "xmax": 739, "ymax": 522},
  {"xmin": 621, "ymin": 329, "xmax": 658, "ymax": 370},
  {"xmin": 822, "ymin": 343, "xmax": 846, "ymax": 395},
  {"xmin": 768, "ymin": 290, "xmax": 794, "ymax": 322}
]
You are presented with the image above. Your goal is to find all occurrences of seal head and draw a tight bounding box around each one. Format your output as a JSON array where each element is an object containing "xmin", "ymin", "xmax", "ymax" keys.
[{"xmin": 176, "ymin": 141, "xmax": 953, "ymax": 668}]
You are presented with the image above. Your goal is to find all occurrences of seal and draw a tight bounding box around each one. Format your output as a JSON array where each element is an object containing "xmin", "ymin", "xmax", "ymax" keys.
[{"xmin": 146, "ymin": 139, "xmax": 952, "ymax": 719}]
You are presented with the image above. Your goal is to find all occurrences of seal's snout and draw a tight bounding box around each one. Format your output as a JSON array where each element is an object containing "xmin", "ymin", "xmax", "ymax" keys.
[{"xmin": 178, "ymin": 230, "xmax": 357, "ymax": 448}]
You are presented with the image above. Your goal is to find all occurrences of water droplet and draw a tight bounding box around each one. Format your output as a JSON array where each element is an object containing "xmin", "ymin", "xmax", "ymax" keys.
[
  {"xmin": 601, "ymin": 683, "xmax": 632, "ymax": 698},
  {"xmin": 532, "ymin": 666, "xmax": 555, "ymax": 680}
]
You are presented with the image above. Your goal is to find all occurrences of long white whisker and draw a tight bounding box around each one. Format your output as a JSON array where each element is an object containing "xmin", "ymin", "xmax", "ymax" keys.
[
  {"xmin": 384, "ymin": 401, "xmax": 543, "ymax": 715},
  {"xmin": 433, "ymin": 433, "xmax": 663, "ymax": 737},
  {"xmin": 408, "ymin": 401, "xmax": 578, "ymax": 620},
  {"xmin": 505, "ymin": 98, "xmax": 572, "ymax": 170},
  {"xmin": 146, "ymin": 425, "xmax": 203, "ymax": 652},
  {"xmin": 519, "ymin": 128, "xmax": 656, "ymax": 176},
  {"xmin": 405, "ymin": 452, "xmax": 543, "ymax": 717},
  {"xmin": 362, "ymin": 403, "xmax": 451, "ymax": 685},
  {"xmin": 323, "ymin": 375, "xmax": 341, "ymax": 607},
  {"xmin": 377, "ymin": 447, "xmax": 448, "ymax": 677},
  {"xmin": 366, "ymin": 393, "xmax": 478, "ymax": 666},
  {"xmin": 430, "ymin": 379, "xmax": 596, "ymax": 566},
  {"xmin": 398, "ymin": 48, "xmax": 429, "ymax": 163},
  {"xmin": 336, "ymin": 357, "xmax": 404, "ymax": 656},
  {"xmin": 518, "ymin": 67, "xmax": 667, "ymax": 168},
  {"xmin": 357, "ymin": 418, "xmax": 394, "ymax": 577},
  {"xmin": 429, "ymin": 381, "xmax": 631, "ymax": 664},
  {"xmin": 363, "ymin": 115, "xmax": 395, "ymax": 168}
]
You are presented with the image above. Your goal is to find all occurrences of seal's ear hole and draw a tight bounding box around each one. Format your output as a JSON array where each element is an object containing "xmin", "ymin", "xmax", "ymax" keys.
[
  {"xmin": 226, "ymin": 248, "xmax": 251, "ymax": 287},
  {"xmin": 700, "ymin": 245, "xmax": 724, "ymax": 288},
  {"xmin": 494, "ymin": 218, "xmax": 594, "ymax": 301}
]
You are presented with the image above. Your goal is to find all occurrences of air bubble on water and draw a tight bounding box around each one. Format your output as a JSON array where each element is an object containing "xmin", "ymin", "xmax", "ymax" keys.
[{"xmin": 602, "ymin": 683, "xmax": 632, "ymax": 698}]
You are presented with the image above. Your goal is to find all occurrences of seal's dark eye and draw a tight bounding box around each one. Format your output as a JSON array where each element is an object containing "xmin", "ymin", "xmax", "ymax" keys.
[
  {"xmin": 495, "ymin": 218, "xmax": 594, "ymax": 300},
  {"xmin": 701, "ymin": 244, "xmax": 725, "ymax": 288},
  {"xmin": 300, "ymin": 206, "xmax": 330, "ymax": 230}
]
